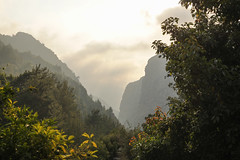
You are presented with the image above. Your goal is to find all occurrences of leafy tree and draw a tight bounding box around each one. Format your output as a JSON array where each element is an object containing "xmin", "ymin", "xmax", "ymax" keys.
[
  {"xmin": 1, "ymin": 33, "xmax": 131, "ymax": 158},
  {"xmin": 9, "ymin": 66, "xmax": 81, "ymax": 134},
  {"xmin": 99, "ymin": 127, "xmax": 133, "ymax": 160},
  {"xmin": 1, "ymin": 66, "xmax": 128, "ymax": 159},
  {"xmin": 85, "ymin": 109, "xmax": 120, "ymax": 137},
  {"xmin": 131, "ymin": 0, "xmax": 240, "ymax": 159},
  {"xmin": 0, "ymin": 39, "xmax": 122, "ymax": 151},
  {"xmin": 0, "ymin": 79, "xmax": 98, "ymax": 159},
  {"xmin": 129, "ymin": 108, "xmax": 164, "ymax": 158}
]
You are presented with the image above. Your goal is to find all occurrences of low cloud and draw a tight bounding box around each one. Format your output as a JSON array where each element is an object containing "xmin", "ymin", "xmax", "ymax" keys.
[
  {"xmin": 156, "ymin": 6, "xmax": 193, "ymax": 25},
  {"xmin": 0, "ymin": 21, "xmax": 20, "ymax": 35},
  {"xmin": 64, "ymin": 41, "xmax": 154, "ymax": 110},
  {"xmin": 0, "ymin": 0, "xmax": 188, "ymax": 112}
]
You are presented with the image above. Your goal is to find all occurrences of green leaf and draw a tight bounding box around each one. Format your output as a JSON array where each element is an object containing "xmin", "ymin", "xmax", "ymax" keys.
[
  {"xmin": 92, "ymin": 154, "xmax": 98, "ymax": 158},
  {"xmin": 89, "ymin": 150, "xmax": 98, "ymax": 155},
  {"xmin": 90, "ymin": 133, "xmax": 94, "ymax": 138},
  {"xmin": 82, "ymin": 132, "xmax": 90, "ymax": 138},
  {"xmin": 68, "ymin": 135, "xmax": 74, "ymax": 141},
  {"xmin": 60, "ymin": 145, "xmax": 67, "ymax": 153},
  {"xmin": 79, "ymin": 140, "xmax": 89, "ymax": 147},
  {"xmin": 91, "ymin": 141, "xmax": 97, "ymax": 148}
]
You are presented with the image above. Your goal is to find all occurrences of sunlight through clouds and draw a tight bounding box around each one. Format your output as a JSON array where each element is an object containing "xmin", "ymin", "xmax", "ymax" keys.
[{"xmin": 0, "ymin": 0, "xmax": 185, "ymax": 110}]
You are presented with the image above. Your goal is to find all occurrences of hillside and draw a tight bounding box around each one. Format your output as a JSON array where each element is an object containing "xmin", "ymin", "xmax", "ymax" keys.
[
  {"xmin": 118, "ymin": 55, "xmax": 176, "ymax": 127},
  {"xmin": 0, "ymin": 32, "xmax": 117, "ymax": 119},
  {"xmin": 0, "ymin": 33, "xmax": 131, "ymax": 159},
  {"xmin": 0, "ymin": 32, "xmax": 78, "ymax": 82}
]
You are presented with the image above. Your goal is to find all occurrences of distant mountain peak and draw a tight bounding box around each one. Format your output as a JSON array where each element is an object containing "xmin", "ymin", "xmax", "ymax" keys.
[
  {"xmin": 118, "ymin": 55, "xmax": 176, "ymax": 127},
  {"xmin": 16, "ymin": 31, "xmax": 34, "ymax": 38},
  {"xmin": 0, "ymin": 32, "xmax": 78, "ymax": 82}
]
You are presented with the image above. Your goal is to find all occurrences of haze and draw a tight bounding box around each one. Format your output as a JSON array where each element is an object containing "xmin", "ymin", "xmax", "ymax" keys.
[{"xmin": 0, "ymin": 0, "xmax": 192, "ymax": 111}]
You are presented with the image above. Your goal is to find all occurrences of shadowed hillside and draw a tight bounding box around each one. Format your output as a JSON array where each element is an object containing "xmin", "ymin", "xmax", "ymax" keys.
[
  {"xmin": 0, "ymin": 32, "xmax": 78, "ymax": 82},
  {"xmin": 0, "ymin": 33, "xmax": 118, "ymax": 121}
]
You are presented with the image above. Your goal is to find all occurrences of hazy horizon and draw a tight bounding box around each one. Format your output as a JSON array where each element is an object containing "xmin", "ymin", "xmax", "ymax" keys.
[{"xmin": 0, "ymin": 0, "xmax": 192, "ymax": 111}]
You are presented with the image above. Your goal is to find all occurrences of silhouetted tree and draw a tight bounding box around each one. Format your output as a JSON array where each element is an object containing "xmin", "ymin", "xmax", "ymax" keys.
[{"xmin": 131, "ymin": 0, "xmax": 240, "ymax": 159}]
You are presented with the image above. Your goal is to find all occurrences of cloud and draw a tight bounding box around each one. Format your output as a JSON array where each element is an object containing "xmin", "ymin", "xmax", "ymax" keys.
[
  {"xmin": 0, "ymin": 16, "xmax": 20, "ymax": 35},
  {"xmin": 0, "ymin": 0, "xmax": 184, "ymax": 112},
  {"xmin": 156, "ymin": 6, "xmax": 193, "ymax": 25},
  {"xmin": 63, "ymin": 41, "xmax": 154, "ymax": 110}
]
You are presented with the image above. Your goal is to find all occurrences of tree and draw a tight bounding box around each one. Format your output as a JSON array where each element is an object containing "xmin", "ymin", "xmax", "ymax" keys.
[
  {"xmin": 10, "ymin": 66, "xmax": 80, "ymax": 133},
  {"xmin": 0, "ymin": 82, "xmax": 72, "ymax": 159},
  {"xmin": 131, "ymin": 0, "xmax": 240, "ymax": 159},
  {"xmin": 0, "ymin": 79, "xmax": 98, "ymax": 160}
]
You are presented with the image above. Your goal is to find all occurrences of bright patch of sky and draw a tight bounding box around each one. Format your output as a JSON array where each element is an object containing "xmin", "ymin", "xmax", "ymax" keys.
[
  {"xmin": 0, "ymin": 0, "xmax": 192, "ymax": 112},
  {"xmin": 0, "ymin": 0, "xmax": 179, "ymax": 52}
]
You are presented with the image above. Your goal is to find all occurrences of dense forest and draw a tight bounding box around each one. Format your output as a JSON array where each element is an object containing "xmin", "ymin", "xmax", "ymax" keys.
[
  {"xmin": 1, "ymin": 0, "xmax": 240, "ymax": 159},
  {"xmin": 0, "ymin": 66, "xmax": 133, "ymax": 159},
  {"xmin": 0, "ymin": 32, "xmax": 132, "ymax": 159}
]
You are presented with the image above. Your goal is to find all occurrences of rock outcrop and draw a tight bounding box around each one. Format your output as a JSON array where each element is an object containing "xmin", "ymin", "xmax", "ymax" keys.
[{"xmin": 118, "ymin": 55, "xmax": 176, "ymax": 127}]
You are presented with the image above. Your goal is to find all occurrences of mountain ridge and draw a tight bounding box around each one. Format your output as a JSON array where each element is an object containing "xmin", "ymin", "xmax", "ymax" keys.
[
  {"xmin": 0, "ymin": 32, "xmax": 117, "ymax": 121},
  {"xmin": 118, "ymin": 55, "xmax": 176, "ymax": 127},
  {"xmin": 0, "ymin": 32, "xmax": 78, "ymax": 82}
]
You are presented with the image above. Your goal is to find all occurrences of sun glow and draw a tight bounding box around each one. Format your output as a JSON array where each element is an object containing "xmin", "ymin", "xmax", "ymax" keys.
[
  {"xmin": 0, "ymin": 0, "xmax": 181, "ymax": 110},
  {"xmin": 59, "ymin": 0, "xmax": 179, "ymax": 42}
]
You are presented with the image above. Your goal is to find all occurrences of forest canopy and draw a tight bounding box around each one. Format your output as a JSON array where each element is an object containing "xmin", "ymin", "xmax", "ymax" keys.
[
  {"xmin": 0, "ymin": 67, "xmax": 132, "ymax": 159},
  {"xmin": 130, "ymin": 0, "xmax": 240, "ymax": 159},
  {"xmin": 0, "ymin": 0, "xmax": 239, "ymax": 159}
]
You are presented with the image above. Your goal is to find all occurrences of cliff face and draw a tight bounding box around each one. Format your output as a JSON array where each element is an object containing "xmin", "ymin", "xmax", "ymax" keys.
[
  {"xmin": 118, "ymin": 55, "xmax": 176, "ymax": 127},
  {"xmin": 118, "ymin": 78, "xmax": 143, "ymax": 126}
]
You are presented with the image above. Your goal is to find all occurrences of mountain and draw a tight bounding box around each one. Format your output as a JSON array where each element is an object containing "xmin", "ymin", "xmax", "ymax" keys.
[
  {"xmin": 0, "ymin": 32, "xmax": 134, "ymax": 159},
  {"xmin": 0, "ymin": 40, "xmax": 63, "ymax": 76},
  {"xmin": 0, "ymin": 32, "xmax": 78, "ymax": 82},
  {"xmin": 118, "ymin": 55, "xmax": 176, "ymax": 127},
  {"xmin": 0, "ymin": 32, "xmax": 117, "ymax": 120}
]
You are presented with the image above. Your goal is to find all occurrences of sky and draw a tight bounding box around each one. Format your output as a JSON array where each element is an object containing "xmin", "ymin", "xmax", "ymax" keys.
[{"xmin": 0, "ymin": 0, "xmax": 192, "ymax": 112}]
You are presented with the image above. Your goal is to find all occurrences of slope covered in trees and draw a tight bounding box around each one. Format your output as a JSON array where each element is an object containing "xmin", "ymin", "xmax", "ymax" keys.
[
  {"xmin": 0, "ymin": 32, "xmax": 77, "ymax": 81},
  {"xmin": 0, "ymin": 33, "xmax": 116, "ymax": 118},
  {"xmin": 0, "ymin": 34, "xmax": 131, "ymax": 159},
  {"xmin": 0, "ymin": 66, "xmax": 132, "ymax": 159},
  {"xmin": 0, "ymin": 33, "xmax": 118, "ymax": 116},
  {"xmin": 0, "ymin": 78, "xmax": 99, "ymax": 159},
  {"xmin": 130, "ymin": 0, "xmax": 240, "ymax": 159}
]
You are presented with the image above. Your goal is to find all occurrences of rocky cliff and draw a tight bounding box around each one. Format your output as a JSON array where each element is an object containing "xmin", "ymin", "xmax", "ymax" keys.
[{"xmin": 118, "ymin": 55, "xmax": 176, "ymax": 127}]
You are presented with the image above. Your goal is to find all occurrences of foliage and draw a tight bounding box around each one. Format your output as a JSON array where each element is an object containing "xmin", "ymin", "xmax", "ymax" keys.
[
  {"xmin": 71, "ymin": 133, "xmax": 98, "ymax": 159},
  {"xmin": 84, "ymin": 109, "xmax": 135, "ymax": 159},
  {"xmin": 130, "ymin": 107, "xmax": 172, "ymax": 160},
  {"xmin": 0, "ymin": 30, "xmax": 132, "ymax": 159},
  {"xmin": 0, "ymin": 83, "xmax": 68, "ymax": 159},
  {"xmin": 97, "ymin": 127, "xmax": 133, "ymax": 160},
  {"xmin": 1, "ymin": 66, "xmax": 128, "ymax": 159},
  {"xmin": 0, "ymin": 35, "xmax": 124, "ymax": 158},
  {"xmin": 0, "ymin": 40, "xmax": 62, "ymax": 76},
  {"xmin": 0, "ymin": 39, "xmax": 119, "ymax": 124},
  {"xmin": 1, "ymin": 67, "xmax": 129, "ymax": 159},
  {"xmin": 0, "ymin": 39, "xmax": 121, "ymax": 142},
  {"xmin": 85, "ymin": 109, "xmax": 120, "ymax": 137},
  {"xmin": 131, "ymin": 0, "xmax": 240, "ymax": 159},
  {"xmin": 0, "ymin": 80, "xmax": 98, "ymax": 159}
]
